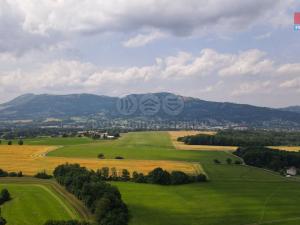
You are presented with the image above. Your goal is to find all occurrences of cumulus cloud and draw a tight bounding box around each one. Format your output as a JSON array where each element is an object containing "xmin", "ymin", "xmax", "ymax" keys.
[
  {"xmin": 0, "ymin": 48, "xmax": 299, "ymax": 105},
  {"xmin": 0, "ymin": 0, "xmax": 296, "ymax": 53}
]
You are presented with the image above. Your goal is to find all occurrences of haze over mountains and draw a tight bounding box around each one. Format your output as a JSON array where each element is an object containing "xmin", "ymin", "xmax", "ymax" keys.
[{"xmin": 0, "ymin": 93, "xmax": 300, "ymax": 129}]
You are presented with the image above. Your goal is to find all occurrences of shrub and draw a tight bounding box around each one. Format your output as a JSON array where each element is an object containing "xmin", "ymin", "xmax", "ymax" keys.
[
  {"xmin": 18, "ymin": 139, "xmax": 24, "ymax": 145},
  {"xmin": 0, "ymin": 217, "xmax": 6, "ymax": 225},
  {"xmin": 8, "ymin": 172, "xmax": 17, "ymax": 177},
  {"xmin": 7, "ymin": 141, "xmax": 12, "ymax": 145},
  {"xmin": 97, "ymin": 153, "xmax": 105, "ymax": 159},
  {"xmin": 0, "ymin": 170, "xmax": 8, "ymax": 177},
  {"xmin": 214, "ymin": 159, "xmax": 221, "ymax": 164},
  {"xmin": 170, "ymin": 171, "xmax": 190, "ymax": 185},
  {"xmin": 115, "ymin": 156, "xmax": 124, "ymax": 159},
  {"xmin": 234, "ymin": 160, "xmax": 242, "ymax": 165},
  {"xmin": 226, "ymin": 158, "xmax": 232, "ymax": 164},
  {"xmin": 0, "ymin": 189, "xmax": 10, "ymax": 205},
  {"xmin": 34, "ymin": 171, "xmax": 53, "ymax": 179},
  {"xmin": 195, "ymin": 174, "xmax": 207, "ymax": 182}
]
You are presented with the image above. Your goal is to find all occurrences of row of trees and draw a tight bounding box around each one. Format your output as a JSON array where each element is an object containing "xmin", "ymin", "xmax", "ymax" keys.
[
  {"xmin": 91, "ymin": 167, "xmax": 207, "ymax": 185},
  {"xmin": 234, "ymin": 146, "xmax": 300, "ymax": 171},
  {"xmin": 53, "ymin": 164, "xmax": 129, "ymax": 225},
  {"xmin": 0, "ymin": 169, "xmax": 23, "ymax": 178},
  {"xmin": 178, "ymin": 130, "xmax": 300, "ymax": 146}
]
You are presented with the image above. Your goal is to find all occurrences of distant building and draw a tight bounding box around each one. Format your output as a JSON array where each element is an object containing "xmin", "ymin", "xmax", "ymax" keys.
[{"xmin": 286, "ymin": 167, "xmax": 297, "ymax": 176}]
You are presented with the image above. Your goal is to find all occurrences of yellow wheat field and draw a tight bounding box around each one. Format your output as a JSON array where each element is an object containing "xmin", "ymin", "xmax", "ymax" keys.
[
  {"xmin": 168, "ymin": 131, "xmax": 237, "ymax": 151},
  {"xmin": 0, "ymin": 146, "xmax": 203, "ymax": 175},
  {"xmin": 269, "ymin": 146, "xmax": 300, "ymax": 152}
]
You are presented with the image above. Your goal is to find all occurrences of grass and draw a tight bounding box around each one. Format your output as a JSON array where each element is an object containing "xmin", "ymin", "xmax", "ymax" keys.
[
  {"xmin": 3, "ymin": 131, "xmax": 300, "ymax": 225},
  {"xmin": 0, "ymin": 182, "xmax": 80, "ymax": 225},
  {"xmin": 114, "ymin": 179, "xmax": 300, "ymax": 225}
]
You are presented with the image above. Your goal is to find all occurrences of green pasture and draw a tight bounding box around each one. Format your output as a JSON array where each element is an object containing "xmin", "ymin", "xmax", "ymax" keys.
[{"xmin": 0, "ymin": 183, "xmax": 80, "ymax": 225}]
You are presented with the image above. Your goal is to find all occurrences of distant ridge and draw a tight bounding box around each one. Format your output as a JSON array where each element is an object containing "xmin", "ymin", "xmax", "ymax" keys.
[{"xmin": 0, "ymin": 92, "xmax": 300, "ymax": 128}]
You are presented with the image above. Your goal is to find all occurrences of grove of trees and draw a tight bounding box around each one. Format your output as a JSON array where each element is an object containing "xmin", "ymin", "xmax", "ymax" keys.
[
  {"xmin": 53, "ymin": 164, "xmax": 129, "ymax": 225},
  {"xmin": 234, "ymin": 146, "xmax": 300, "ymax": 172},
  {"xmin": 178, "ymin": 130, "xmax": 300, "ymax": 146}
]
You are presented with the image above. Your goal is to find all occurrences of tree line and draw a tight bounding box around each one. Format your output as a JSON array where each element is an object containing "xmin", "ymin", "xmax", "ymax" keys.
[
  {"xmin": 178, "ymin": 130, "xmax": 300, "ymax": 146},
  {"xmin": 234, "ymin": 146, "xmax": 300, "ymax": 172},
  {"xmin": 0, "ymin": 169, "xmax": 23, "ymax": 178},
  {"xmin": 53, "ymin": 164, "xmax": 129, "ymax": 225},
  {"xmin": 85, "ymin": 167, "xmax": 207, "ymax": 185}
]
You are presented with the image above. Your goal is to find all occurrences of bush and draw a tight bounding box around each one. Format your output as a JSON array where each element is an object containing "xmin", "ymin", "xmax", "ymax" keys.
[
  {"xmin": 97, "ymin": 153, "xmax": 105, "ymax": 159},
  {"xmin": 226, "ymin": 158, "xmax": 232, "ymax": 164},
  {"xmin": 8, "ymin": 172, "xmax": 17, "ymax": 177},
  {"xmin": 214, "ymin": 159, "xmax": 221, "ymax": 164},
  {"xmin": 170, "ymin": 171, "xmax": 190, "ymax": 185},
  {"xmin": 7, "ymin": 141, "xmax": 12, "ymax": 145},
  {"xmin": 194, "ymin": 174, "xmax": 207, "ymax": 182},
  {"xmin": 0, "ymin": 189, "xmax": 10, "ymax": 205},
  {"xmin": 234, "ymin": 160, "xmax": 242, "ymax": 165},
  {"xmin": 0, "ymin": 170, "xmax": 8, "ymax": 177},
  {"xmin": 0, "ymin": 217, "xmax": 6, "ymax": 225},
  {"xmin": 34, "ymin": 171, "xmax": 53, "ymax": 179},
  {"xmin": 18, "ymin": 139, "xmax": 24, "ymax": 145},
  {"xmin": 115, "ymin": 156, "xmax": 124, "ymax": 159}
]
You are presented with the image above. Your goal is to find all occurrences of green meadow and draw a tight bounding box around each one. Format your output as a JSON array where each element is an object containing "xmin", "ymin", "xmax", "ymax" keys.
[
  {"xmin": 2, "ymin": 131, "xmax": 300, "ymax": 225},
  {"xmin": 0, "ymin": 183, "xmax": 81, "ymax": 225}
]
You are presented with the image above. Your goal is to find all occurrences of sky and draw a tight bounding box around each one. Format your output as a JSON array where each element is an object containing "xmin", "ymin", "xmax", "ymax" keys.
[{"xmin": 0, "ymin": 0, "xmax": 300, "ymax": 107}]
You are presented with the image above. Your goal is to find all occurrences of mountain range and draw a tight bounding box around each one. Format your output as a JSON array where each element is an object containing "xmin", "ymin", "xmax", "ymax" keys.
[{"xmin": 0, "ymin": 93, "xmax": 300, "ymax": 128}]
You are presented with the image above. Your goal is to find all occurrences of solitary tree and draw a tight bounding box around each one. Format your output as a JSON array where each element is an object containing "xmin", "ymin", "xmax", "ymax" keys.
[
  {"xmin": 18, "ymin": 139, "xmax": 24, "ymax": 145},
  {"xmin": 226, "ymin": 158, "xmax": 232, "ymax": 164}
]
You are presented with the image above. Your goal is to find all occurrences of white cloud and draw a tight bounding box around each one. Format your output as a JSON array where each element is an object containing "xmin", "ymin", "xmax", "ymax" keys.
[
  {"xmin": 219, "ymin": 49, "xmax": 274, "ymax": 77},
  {"xmin": 123, "ymin": 31, "xmax": 167, "ymax": 47},
  {"xmin": 0, "ymin": 0, "xmax": 296, "ymax": 53},
  {"xmin": 280, "ymin": 78, "xmax": 300, "ymax": 90}
]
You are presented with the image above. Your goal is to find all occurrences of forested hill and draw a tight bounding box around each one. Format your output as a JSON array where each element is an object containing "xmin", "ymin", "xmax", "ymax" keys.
[{"xmin": 1, "ymin": 93, "xmax": 300, "ymax": 128}]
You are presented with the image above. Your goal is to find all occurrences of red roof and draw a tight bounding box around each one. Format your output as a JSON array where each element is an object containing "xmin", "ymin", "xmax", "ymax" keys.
[{"xmin": 295, "ymin": 12, "xmax": 300, "ymax": 24}]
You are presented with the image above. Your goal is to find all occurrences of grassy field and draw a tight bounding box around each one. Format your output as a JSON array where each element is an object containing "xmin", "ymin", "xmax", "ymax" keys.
[
  {"xmin": 114, "ymin": 179, "xmax": 300, "ymax": 225},
  {"xmin": 2, "ymin": 131, "xmax": 300, "ymax": 225},
  {"xmin": 0, "ymin": 182, "xmax": 81, "ymax": 225}
]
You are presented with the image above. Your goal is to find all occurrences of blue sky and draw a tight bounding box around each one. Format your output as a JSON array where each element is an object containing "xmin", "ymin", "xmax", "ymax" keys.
[{"xmin": 0, "ymin": 0, "xmax": 299, "ymax": 107}]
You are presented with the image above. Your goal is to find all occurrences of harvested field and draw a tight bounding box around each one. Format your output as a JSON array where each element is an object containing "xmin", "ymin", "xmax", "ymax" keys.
[
  {"xmin": 168, "ymin": 131, "xmax": 237, "ymax": 151},
  {"xmin": 269, "ymin": 146, "xmax": 300, "ymax": 152},
  {"xmin": 0, "ymin": 146, "xmax": 202, "ymax": 175}
]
